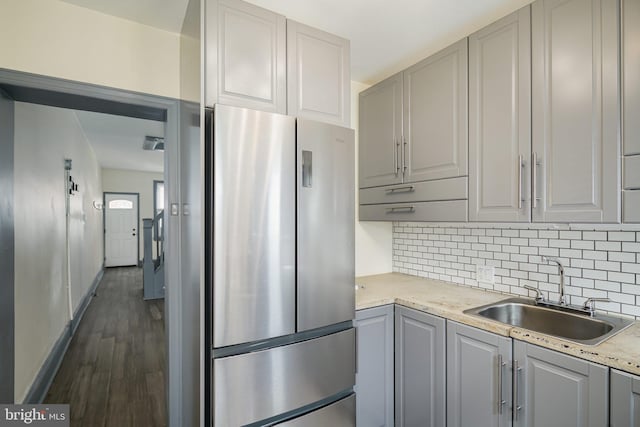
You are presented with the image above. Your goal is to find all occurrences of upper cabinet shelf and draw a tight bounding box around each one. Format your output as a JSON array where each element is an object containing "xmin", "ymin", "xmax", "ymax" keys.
[{"xmin": 205, "ymin": 0, "xmax": 350, "ymax": 126}]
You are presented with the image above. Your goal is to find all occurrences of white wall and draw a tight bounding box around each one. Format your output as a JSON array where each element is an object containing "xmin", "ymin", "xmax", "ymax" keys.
[
  {"xmin": 352, "ymin": 81, "xmax": 393, "ymax": 276},
  {"xmin": 0, "ymin": 0, "xmax": 181, "ymax": 99},
  {"xmin": 102, "ymin": 168, "xmax": 164, "ymax": 261},
  {"xmin": 14, "ymin": 102, "xmax": 104, "ymax": 402}
]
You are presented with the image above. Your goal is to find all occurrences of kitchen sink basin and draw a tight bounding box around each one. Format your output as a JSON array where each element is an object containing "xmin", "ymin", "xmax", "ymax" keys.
[{"xmin": 464, "ymin": 298, "xmax": 634, "ymax": 345}]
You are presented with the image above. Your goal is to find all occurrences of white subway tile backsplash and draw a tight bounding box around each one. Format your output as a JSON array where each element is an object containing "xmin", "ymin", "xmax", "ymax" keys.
[{"xmin": 393, "ymin": 222, "xmax": 640, "ymax": 319}]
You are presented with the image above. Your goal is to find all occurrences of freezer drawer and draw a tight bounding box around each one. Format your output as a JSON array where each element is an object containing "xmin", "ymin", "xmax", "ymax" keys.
[
  {"xmin": 212, "ymin": 104, "xmax": 296, "ymax": 347},
  {"xmin": 277, "ymin": 394, "xmax": 356, "ymax": 426},
  {"xmin": 213, "ymin": 329, "xmax": 356, "ymax": 426},
  {"xmin": 297, "ymin": 119, "xmax": 355, "ymax": 332}
]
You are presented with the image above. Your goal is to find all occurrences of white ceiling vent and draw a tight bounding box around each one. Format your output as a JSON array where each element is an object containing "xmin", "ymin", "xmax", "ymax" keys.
[{"xmin": 143, "ymin": 136, "xmax": 165, "ymax": 151}]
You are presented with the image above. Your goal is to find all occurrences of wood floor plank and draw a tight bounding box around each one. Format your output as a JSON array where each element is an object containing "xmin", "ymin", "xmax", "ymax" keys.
[{"xmin": 44, "ymin": 267, "xmax": 166, "ymax": 427}]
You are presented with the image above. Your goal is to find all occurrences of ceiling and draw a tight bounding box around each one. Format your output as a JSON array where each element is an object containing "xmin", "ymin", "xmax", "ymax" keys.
[
  {"xmin": 59, "ymin": 0, "xmax": 190, "ymax": 33},
  {"xmin": 74, "ymin": 110, "xmax": 165, "ymax": 173},
  {"xmin": 58, "ymin": 0, "xmax": 532, "ymax": 84}
]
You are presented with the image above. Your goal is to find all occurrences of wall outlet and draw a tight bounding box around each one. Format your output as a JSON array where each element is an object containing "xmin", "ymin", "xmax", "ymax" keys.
[{"xmin": 476, "ymin": 265, "xmax": 495, "ymax": 284}]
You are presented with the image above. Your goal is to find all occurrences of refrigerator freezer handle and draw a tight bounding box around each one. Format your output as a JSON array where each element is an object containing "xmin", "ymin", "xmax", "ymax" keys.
[{"xmin": 302, "ymin": 150, "xmax": 312, "ymax": 188}]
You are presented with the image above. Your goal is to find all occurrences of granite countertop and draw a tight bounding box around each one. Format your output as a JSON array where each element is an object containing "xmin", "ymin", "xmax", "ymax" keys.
[{"xmin": 356, "ymin": 272, "xmax": 640, "ymax": 376}]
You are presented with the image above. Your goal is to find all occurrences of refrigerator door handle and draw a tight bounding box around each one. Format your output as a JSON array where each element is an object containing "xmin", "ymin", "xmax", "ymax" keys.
[{"xmin": 302, "ymin": 150, "xmax": 313, "ymax": 188}]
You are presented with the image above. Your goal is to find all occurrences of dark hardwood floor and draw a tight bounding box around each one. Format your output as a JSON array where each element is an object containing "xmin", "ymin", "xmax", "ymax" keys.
[{"xmin": 45, "ymin": 267, "xmax": 166, "ymax": 427}]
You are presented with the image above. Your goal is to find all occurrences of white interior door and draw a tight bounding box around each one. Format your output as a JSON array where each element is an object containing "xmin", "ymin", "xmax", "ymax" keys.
[{"xmin": 104, "ymin": 193, "xmax": 138, "ymax": 267}]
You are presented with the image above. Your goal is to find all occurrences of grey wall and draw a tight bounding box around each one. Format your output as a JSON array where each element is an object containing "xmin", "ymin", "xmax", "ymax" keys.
[{"xmin": 0, "ymin": 91, "xmax": 15, "ymax": 403}]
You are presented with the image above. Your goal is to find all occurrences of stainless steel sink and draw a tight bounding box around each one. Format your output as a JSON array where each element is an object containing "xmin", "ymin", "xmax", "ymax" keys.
[{"xmin": 464, "ymin": 298, "xmax": 634, "ymax": 345}]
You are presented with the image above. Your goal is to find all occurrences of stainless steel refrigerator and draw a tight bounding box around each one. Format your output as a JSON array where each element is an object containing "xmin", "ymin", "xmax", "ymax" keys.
[{"xmin": 206, "ymin": 104, "xmax": 356, "ymax": 426}]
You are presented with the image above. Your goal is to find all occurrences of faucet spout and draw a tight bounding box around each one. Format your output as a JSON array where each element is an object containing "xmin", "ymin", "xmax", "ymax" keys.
[{"xmin": 543, "ymin": 256, "xmax": 566, "ymax": 305}]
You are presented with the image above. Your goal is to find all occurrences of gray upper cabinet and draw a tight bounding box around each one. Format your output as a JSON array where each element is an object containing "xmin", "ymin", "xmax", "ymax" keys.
[
  {"xmin": 447, "ymin": 321, "xmax": 512, "ymax": 427},
  {"xmin": 395, "ymin": 306, "xmax": 446, "ymax": 427},
  {"xmin": 531, "ymin": 0, "xmax": 620, "ymax": 223},
  {"xmin": 622, "ymin": 0, "xmax": 640, "ymax": 222},
  {"xmin": 355, "ymin": 305, "xmax": 394, "ymax": 427},
  {"xmin": 205, "ymin": 0, "xmax": 287, "ymax": 112},
  {"xmin": 513, "ymin": 340, "xmax": 608, "ymax": 427},
  {"xmin": 623, "ymin": 0, "xmax": 640, "ymax": 156},
  {"xmin": 359, "ymin": 73, "xmax": 404, "ymax": 189},
  {"xmin": 610, "ymin": 369, "xmax": 640, "ymax": 427},
  {"xmin": 469, "ymin": 7, "xmax": 531, "ymax": 222},
  {"xmin": 403, "ymin": 39, "xmax": 468, "ymax": 183},
  {"xmin": 287, "ymin": 20, "xmax": 350, "ymax": 127}
]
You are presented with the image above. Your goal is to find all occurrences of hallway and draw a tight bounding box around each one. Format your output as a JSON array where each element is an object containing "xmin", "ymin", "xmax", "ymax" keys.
[{"xmin": 45, "ymin": 267, "xmax": 166, "ymax": 427}]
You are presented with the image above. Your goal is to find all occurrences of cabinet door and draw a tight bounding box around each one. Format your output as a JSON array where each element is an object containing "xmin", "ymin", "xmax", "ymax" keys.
[
  {"xmin": 209, "ymin": 0, "xmax": 286, "ymax": 113},
  {"xmin": 610, "ymin": 369, "xmax": 640, "ymax": 427},
  {"xmin": 287, "ymin": 20, "xmax": 350, "ymax": 127},
  {"xmin": 395, "ymin": 306, "xmax": 446, "ymax": 427},
  {"xmin": 359, "ymin": 74, "xmax": 403, "ymax": 189},
  {"xmin": 469, "ymin": 7, "xmax": 531, "ymax": 222},
  {"xmin": 531, "ymin": 0, "xmax": 620, "ymax": 222},
  {"xmin": 355, "ymin": 305, "xmax": 394, "ymax": 427},
  {"xmin": 403, "ymin": 39, "xmax": 468, "ymax": 183},
  {"xmin": 447, "ymin": 321, "xmax": 512, "ymax": 427},
  {"xmin": 513, "ymin": 341, "xmax": 608, "ymax": 427},
  {"xmin": 623, "ymin": 0, "xmax": 640, "ymax": 156}
]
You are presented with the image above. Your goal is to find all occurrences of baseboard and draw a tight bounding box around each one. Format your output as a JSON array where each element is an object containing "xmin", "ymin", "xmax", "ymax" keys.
[
  {"xmin": 21, "ymin": 324, "xmax": 71, "ymax": 404},
  {"xmin": 22, "ymin": 265, "xmax": 104, "ymax": 404},
  {"xmin": 71, "ymin": 265, "xmax": 104, "ymax": 335}
]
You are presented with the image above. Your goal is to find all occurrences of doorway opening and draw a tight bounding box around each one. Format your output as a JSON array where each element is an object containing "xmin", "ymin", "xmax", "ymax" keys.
[{"xmin": 0, "ymin": 69, "xmax": 183, "ymax": 427}]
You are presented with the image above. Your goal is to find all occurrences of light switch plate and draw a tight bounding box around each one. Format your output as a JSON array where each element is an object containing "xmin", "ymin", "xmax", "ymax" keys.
[{"xmin": 476, "ymin": 265, "xmax": 495, "ymax": 284}]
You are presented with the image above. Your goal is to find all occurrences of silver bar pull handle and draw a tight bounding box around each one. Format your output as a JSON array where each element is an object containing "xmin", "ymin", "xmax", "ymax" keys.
[
  {"xmin": 514, "ymin": 360, "xmax": 523, "ymax": 421},
  {"xmin": 394, "ymin": 139, "xmax": 400, "ymax": 176},
  {"xmin": 518, "ymin": 155, "xmax": 524, "ymax": 209},
  {"xmin": 497, "ymin": 354, "xmax": 506, "ymax": 414},
  {"xmin": 385, "ymin": 206, "xmax": 415, "ymax": 213},
  {"xmin": 532, "ymin": 152, "xmax": 539, "ymax": 208},
  {"xmin": 402, "ymin": 137, "xmax": 408, "ymax": 174},
  {"xmin": 385, "ymin": 185, "xmax": 415, "ymax": 194},
  {"xmin": 302, "ymin": 150, "xmax": 312, "ymax": 188}
]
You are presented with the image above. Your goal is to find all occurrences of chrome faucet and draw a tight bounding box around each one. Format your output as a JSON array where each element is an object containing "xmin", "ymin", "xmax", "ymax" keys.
[{"xmin": 543, "ymin": 256, "xmax": 566, "ymax": 305}]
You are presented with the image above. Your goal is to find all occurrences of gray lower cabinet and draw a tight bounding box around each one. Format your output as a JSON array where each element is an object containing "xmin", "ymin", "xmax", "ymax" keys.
[
  {"xmin": 468, "ymin": 6, "xmax": 531, "ymax": 222},
  {"xmin": 355, "ymin": 305, "xmax": 394, "ymax": 427},
  {"xmin": 531, "ymin": 0, "xmax": 620, "ymax": 223},
  {"xmin": 395, "ymin": 306, "xmax": 446, "ymax": 427},
  {"xmin": 513, "ymin": 340, "xmax": 608, "ymax": 427},
  {"xmin": 610, "ymin": 369, "xmax": 640, "ymax": 427},
  {"xmin": 446, "ymin": 321, "xmax": 512, "ymax": 427}
]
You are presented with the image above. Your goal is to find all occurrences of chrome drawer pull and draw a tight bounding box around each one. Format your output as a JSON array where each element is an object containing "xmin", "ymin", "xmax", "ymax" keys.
[
  {"xmin": 385, "ymin": 185, "xmax": 415, "ymax": 194},
  {"xmin": 385, "ymin": 206, "xmax": 415, "ymax": 213}
]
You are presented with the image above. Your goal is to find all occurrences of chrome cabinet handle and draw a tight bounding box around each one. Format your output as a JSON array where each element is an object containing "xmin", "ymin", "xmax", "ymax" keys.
[
  {"xmin": 514, "ymin": 360, "xmax": 523, "ymax": 421},
  {"xmin": 385, "ymin": 206, "xmax": 415, "ymax": 213},
  {"xmin": 497, "ymin": 354, "xmax": 506, "ymax": 414},
  {"xmin": 385, "ymin": 185, "xmax": 415, "ymax": 194},
  {"xmin": 394, "ymin": 139, "xmax": 400, "ymax": 177},
  {"xmin": 402, "ymin": 137, "xmax": 408, "ymax": 174},
  {"xmin": 518, "ymin": 155, "xmax": 524, "ymax": 209},
  {"xmin": 532, "ymin": 152, "xmax": 540, "ymax": 208}
]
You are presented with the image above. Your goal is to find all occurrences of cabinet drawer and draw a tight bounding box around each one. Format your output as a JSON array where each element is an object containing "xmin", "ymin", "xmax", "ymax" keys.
[
  {"xmin": 359, "ymin": 200, "xmax": 467, "ymax": 222},
  {"xmin": 359, "ymin": 177, "xmax": 467, "ymax": 205},
  {"xmin": 623, "ymin": 190, "xmax": 640, "ymax": 223},
  {"xmin": 624, "ymin": 155, "xmax": 640, "ymax": 189}
]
